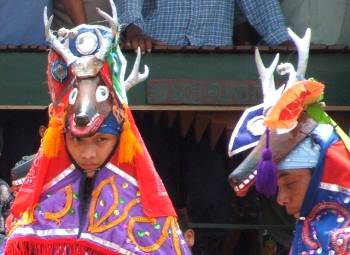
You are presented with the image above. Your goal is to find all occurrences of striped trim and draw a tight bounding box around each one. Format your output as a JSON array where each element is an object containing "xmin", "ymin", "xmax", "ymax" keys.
[
  {"xmin": 106, "ymin": 163, "xmax": 138, "ymax": 186},
  {"xmin": 320, "ymin": 182, "xmax": 350, "ymax": 196},
  {"xmin": 80, "ymin": 232, "xmax": 138, "ymax": 255},
  {"xmin": 12, "ymin": 177, "xmax": 26, "ymax": 186},
  {"xmin": 42, "ymin": 164, "xmax": 75, "ymax": 192},
  {"xmin": 13, "ymin": 227, "xmax": 79, "ymax": 237}
]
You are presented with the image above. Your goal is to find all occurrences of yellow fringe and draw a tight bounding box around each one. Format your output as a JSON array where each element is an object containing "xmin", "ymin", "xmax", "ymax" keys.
[
  {"xmin": 42, "ymin": 114, "xmax": 65, "ymax": 158},
  {"xmin": 117, "ymin": 107, "xmax": 143, "ymax": 164}
]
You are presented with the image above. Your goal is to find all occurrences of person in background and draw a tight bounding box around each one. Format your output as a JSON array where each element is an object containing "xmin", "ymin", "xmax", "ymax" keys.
[
  {"xmin": 280, "ymin": 0, "xmax": 350, "ymax": 45},
  {"xmin": 228, "ymin": 28, "xmax": 350, "ymax": 254},
  {"xmin": 117, "ymin": 0, "xmax": 291, "ymax": 53},
  {"xmin": 0, "ymin": 127, "xmax": 12, "ymax": 246},
  {"xmin": 177, "ymin": 208, "xmax": 195, "ymax": 250},
  {"xmin": 0, "ymin": 0, "xmax": 52, "ymax": 45},
  {"xmin": 52, "ymin": 0, "xmax": 111, "ymax": 29}
]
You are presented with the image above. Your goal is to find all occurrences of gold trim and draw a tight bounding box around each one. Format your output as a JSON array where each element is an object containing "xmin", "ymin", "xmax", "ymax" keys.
[
  {"xmin": 127, "ymin": 217, "xmax": 173, "ymax": 253},
  {"xmin": 44, "ymin": 185, "xmax": 73, "ymax": 225}
]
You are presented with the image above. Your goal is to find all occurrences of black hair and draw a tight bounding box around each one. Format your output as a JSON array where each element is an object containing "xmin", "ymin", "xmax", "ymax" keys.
[{"xmin": 177, "ymin": 209, "xmax": 190, "ymax": 232}]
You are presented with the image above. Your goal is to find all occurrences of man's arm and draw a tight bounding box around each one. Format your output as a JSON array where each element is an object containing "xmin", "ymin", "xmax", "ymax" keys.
[
  {"xmin": 62, "ymin": 0, "xmax": 88, "ymax": 25},
  {"xmin": 116, "ymin": 0, "xmax": 165, "ymax": 53},
  {"xmin": 236, "ymin": 0, "xmax": 290, "ymax": 46}
]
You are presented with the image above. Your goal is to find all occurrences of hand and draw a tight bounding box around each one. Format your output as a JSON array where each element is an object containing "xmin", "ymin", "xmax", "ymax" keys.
[{"xmin": 122, "ymin": 24, "xmax": 165, "ymax": 53}]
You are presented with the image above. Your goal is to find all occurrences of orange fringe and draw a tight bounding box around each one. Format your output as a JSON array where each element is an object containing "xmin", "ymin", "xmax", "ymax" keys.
[
  {"xmin": 117, "ymin": 106, "xmax": 143, "ymax": 164},
  {"xmin": 42, "ymin": 113, "xmax": 65, "ymax": 158}
]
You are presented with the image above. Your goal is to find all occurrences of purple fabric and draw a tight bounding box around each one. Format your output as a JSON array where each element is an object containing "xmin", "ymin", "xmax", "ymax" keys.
[{"xmin": 9, "ymin": 164, "xmax": 191, "ymax": 254}]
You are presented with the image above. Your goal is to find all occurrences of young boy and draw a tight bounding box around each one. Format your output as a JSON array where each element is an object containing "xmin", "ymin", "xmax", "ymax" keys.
[{"xmin": 3, "ymin": 1, "xmax": 192, "ymax": 254}]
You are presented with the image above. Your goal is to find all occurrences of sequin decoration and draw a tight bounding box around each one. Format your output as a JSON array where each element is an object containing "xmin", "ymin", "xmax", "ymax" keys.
[
  {"xmin": 154, "ymin": 223, "xmax": 161, "ymax": 230},
  {"xmin": 73, "ymin": 192, "xmax": 79, "ymax": 200},
  {"xmin": 137, "ymin": 231, "xmax": 145, "ymax": 237},
  {"xmin": 122, "ymin": 183, "xmax": 128, "ymax": 189},
  {"xmin": 99, "ymin": 200, "xmax": 106, "ymax": 207},
  {"xmin": 88, "ymin": 176, "xmax": 140, "ymax": 233},
  {"xmin": 127, "ymin": 217, "xmax": 182, "ymax": 255},
  {"xmin": 301, "ymin": 201, "xmax": 350, "ymax": 254}
]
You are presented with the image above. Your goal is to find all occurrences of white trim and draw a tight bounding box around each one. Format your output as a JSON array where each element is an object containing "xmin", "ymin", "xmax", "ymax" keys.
[
  {"xmin": 80, "ymin": 233, "xmax": 137, "ymax": 255},
  {"xmin": 228, "ymin": 103, "xmax": 264, "ymax": 157},
  {"xmin": 106, "ymin": 163, "xmax": 138, "ymax": 186},
  {"xmin": 12, "ymin": 177, "xmax": 26, "ymax": 186},
  {"xmin": 320, "ymin": 182, "xmax": 350, "ymax": 196},
  {"xmin": 42, "ymin": 164, "xmax": 76, "ymax": 192},
  {"xmin": 13, "ymin": 227, "xmax": 79, "ymax": 237}
]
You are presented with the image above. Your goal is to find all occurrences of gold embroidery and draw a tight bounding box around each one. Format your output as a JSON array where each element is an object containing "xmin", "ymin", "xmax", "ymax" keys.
[
  {"xmin": 44, "ymin": 185, "xmax": 73, "ymax": 225},
  {"xmin": 127, "ymin": 216, "xmax": 173, "ymax": 252},
  {"xmin": 88, "ymin": 176, "xmax": 141, "ymax": 233},
  {"xmin": 171, "ymin": 218, "xmax": 182, "ymax": 255},
  {"xmin": 87, "ymin": 176, "xmax": 182, "ymax": 253},
  {"xmin": 89, "ymin": 198, "xmax": 140, "ymax": 233}
]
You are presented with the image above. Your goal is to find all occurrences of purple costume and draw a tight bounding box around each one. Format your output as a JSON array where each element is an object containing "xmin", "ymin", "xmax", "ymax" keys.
[{"xmin": 9, "ymin": 162, "xmax": 190, "ymax": 254}]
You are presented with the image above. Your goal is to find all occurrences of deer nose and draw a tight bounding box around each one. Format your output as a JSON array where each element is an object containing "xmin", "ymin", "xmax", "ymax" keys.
[{"xmin": 75, "ymin": 113, "xmax": 90, "ymax": 127}]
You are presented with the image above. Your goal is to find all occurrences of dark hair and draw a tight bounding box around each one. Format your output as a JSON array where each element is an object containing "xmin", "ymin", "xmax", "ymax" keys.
[{"xmin": 177, "ymin": 209, "xmax": 190, "ymax": 232}]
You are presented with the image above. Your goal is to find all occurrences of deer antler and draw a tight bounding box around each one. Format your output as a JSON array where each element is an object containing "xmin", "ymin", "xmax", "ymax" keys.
[
  {"xmin": 276, "ymin": 28, "xmax": 311, "ymax": 90},
  {"xmin": 43, "ymin": 7, "xmax": 78, "ymax": 66},
  {"xmin": 255, "ymin": 47, "xmax": 279, "ymax": 111},
  {"xmin": 97, "ymin": 0, "xmax": 119, "ymax": 39},
  {"xmin": 125, "ymin": 47, "xmax": 149, "ymax": 91},
  {"xmin": 288, "ymin": 28, "xmax": 311, "ymax": 80},
  {"xmin": 94, "ymin": 28, "xmax": 111, "ymax": 61},
  {"xmin": 276, "ymin": 62, "xmax": 297, "ymax": 87}
]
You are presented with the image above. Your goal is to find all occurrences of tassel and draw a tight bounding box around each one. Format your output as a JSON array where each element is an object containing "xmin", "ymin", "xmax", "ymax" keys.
[
  {"xmin": 117, "ymin": 106, "xmax": 143, "ymax": 164},
  {"xmin": 42, "ymin": 111, "xmax": 65, "ymax": 158},
  {"xmin": 256, "ymin": 129, "xmax": 277, "ymax": 197}
]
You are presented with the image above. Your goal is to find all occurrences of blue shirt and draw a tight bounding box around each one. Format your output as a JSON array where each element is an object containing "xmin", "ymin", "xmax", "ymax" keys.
[
  {"xmin": 117, "ymin": 0, "xmax": 289, "ymax": 46},
  {"xmin": 0, "ymin": 0, "xmax": 52, "ymax": 46}
]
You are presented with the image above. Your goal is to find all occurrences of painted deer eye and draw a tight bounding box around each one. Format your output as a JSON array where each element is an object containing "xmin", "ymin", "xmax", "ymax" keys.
[
  {"xmin": 69, "ymin": 88, "xmax": 78, "ymax": 105},
  {"xmin": 96, "ymin": 85, "xmax": 109, "ymax": 102}
]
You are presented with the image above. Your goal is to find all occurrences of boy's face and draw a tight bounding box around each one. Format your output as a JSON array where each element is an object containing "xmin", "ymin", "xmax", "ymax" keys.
[
  {"xmin": 65, "ymin": 132, "xmax": 118, "ymax": 178},
  {"xmin": 277, "ymin": 168, "xmax": 311, "ymax": 218}
]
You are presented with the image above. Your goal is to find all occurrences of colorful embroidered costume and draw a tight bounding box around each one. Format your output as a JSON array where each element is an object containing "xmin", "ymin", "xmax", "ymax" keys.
[
  {"xmin": 227, "ymin": 28, "xmax": 350, "ymax": 254},
  {"xmin": 3, "ymin": 1, "xmax": 191, "ymax": 254}
]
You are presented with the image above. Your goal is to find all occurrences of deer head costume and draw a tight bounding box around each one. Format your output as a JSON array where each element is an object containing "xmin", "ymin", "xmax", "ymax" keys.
[
  {"xmin": 227, "ymin": 28, "xmax": 350, "ymax": 254},
  {"xmin": 4, "ymin": 1, "xmax": 192, "ymax": 254}
]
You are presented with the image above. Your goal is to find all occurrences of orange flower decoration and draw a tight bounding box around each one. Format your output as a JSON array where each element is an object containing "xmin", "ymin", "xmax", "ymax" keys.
[{"xmin": 264, "ymin": 80, "xmax": 324, "ymax": 129}]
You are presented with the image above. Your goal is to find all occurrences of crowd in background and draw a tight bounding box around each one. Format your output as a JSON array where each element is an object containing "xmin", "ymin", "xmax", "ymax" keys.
[{"xmin": 1, "ymin": 0, "xmax": 349, "ymax": 47}]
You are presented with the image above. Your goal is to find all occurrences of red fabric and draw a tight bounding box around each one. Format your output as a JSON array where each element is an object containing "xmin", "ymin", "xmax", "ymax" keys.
[
  {"xmin": 100, "ymin": 63, "xmax": 114, "ymax": 91},
  {"xmin": 322, "ymin": 140, "xmax": 350, "ymax": 188},
  {"xmin": 11, "ymin": 139, "xmax": 71, "ymax": 217},
  {"xmin": 124, "ymin": 108, "xmax": 176, "ymax": 217},
  {"xmin": 47, "ymin": 51, "xmax": 74, "ymax": 106},
  {"xmin": 4, "ymin": 236, "xmax": 121, "ymax": 255}
]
